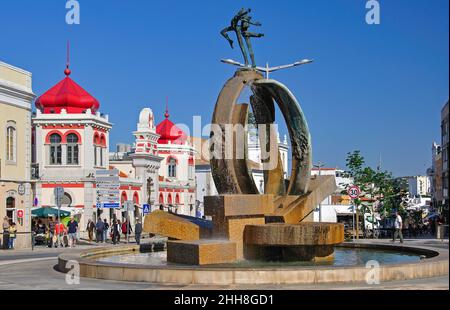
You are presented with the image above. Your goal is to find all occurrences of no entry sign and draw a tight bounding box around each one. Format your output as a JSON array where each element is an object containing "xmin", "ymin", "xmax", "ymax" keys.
[{"xmin": 348, "ymin": 185, "xmax": 361, "ymax": 199}]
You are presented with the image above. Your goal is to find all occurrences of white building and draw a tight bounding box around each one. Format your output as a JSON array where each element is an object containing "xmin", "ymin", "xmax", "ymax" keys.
[
  {"xmin": 110, "ymin": 107, "xmax": 196, "ymax": 217},
  {"xmin": 310, "ymin": 168, "xmax": 353, "ymax": 222},
  {"xmin": 405, "ymin": 175, "xmax": 431, "ymax": 197}
]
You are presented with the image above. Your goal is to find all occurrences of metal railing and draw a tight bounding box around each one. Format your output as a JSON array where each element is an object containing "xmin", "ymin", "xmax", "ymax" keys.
[{"xmin": 1, "ymin": 231, "xmax": 36, "ymax": 251}]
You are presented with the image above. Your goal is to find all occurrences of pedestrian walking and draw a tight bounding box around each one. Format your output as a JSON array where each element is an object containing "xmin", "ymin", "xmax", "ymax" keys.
[
  {"xmin": 8, "ymin": 222, "xmax": 17, "ymax": 249},
  {"xmin": 95, "ymin": 217, "xmax": 104, "ymax": 243},
  {"xmin": 86, "ymin": 219, "xmax": 95, "ymax": 242},
  {"xmin": 135, "ymin": 219, "xmax": 143, "ymax": 245},
  {"xmin": 117, "ymin": 220, "xmax": 122, "ymax": 243},
  {"xmin": 54, "ymin": 222, "xmax": 65, "ymax": 248},
  {"xmin": 393, "ymin": 211, "xmax": 404, "ymax": 243},
  {"xmin": 67, "ymin": 216, "xmax": 79, "ymax": 248},
  {"xmin": 2, "ymin": 217, "xmax": 10, "ymax": 250},
  {"xmin": 112, "ymin": 220, "xmax": 120, "ymax": 245},
  {"xmin": 48, "ymin": 217, "xmax": 56, "ymax": 248},
  {"xmin": 103, "ymin": 219, "xmax": 109, "ymax": 243}
]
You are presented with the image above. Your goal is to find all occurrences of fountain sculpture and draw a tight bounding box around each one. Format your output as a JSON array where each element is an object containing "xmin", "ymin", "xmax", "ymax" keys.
[{"xmin": 144, "ymin": 8, "xmax": 344, "ymax": 265}]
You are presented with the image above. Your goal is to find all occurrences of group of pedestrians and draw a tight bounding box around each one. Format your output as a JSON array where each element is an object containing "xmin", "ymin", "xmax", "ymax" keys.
[
  {"xmin": 85, "ymin": 217, "xmax": 143, "ymax": 245},
  {"xmin": 32, "ymin": 215, "xmax": 79, "ymax": 248},
  {"xmin": 2, "ymin": 216, "xmax": 17, "ymax": 250}
]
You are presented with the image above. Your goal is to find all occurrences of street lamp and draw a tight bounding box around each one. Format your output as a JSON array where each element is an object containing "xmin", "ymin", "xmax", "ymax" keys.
[{"xmin": 313, "ymin": 162, "xmax": 325, "ymax": 223}]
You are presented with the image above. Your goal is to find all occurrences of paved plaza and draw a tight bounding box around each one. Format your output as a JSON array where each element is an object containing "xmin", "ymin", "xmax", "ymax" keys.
[{"xmin": 0, "ymin": 239, "xmax": 447, "ymax": 290}]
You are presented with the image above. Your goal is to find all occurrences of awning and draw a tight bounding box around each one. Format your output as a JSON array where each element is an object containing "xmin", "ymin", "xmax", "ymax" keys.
[{"xmin": 32, "ymin": 207, "xmax": 71, "ymax": 218}]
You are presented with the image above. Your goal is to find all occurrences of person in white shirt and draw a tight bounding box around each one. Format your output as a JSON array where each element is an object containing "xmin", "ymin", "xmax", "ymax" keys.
[{"xmin": 393, "ymin": 211, "xmax": 404, "ymax": 243}]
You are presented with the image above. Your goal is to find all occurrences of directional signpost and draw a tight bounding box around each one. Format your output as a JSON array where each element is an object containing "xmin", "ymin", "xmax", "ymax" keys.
[
  {"xmin": 54, "ymin": 186, "xmax": 64, "ymax": 246},
  {"xmin": 347, "ymin": 185, "xmax": 361, "ymax": 240},
  {"xmin": 96, "ymin": 169, "xmax": 120, "ymax": 209}
]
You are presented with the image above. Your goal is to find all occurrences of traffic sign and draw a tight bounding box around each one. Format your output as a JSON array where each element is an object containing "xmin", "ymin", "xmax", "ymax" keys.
[
  {"xmin": 96, "ymin": 190, "xmax": 120, "ymax": 195},
  {"xmin": 348, "ymin": 185, "xmax": 361, "ymax": 199},
  {"xmin": 95, "ymin": 169, "xmax": 119, "ymax": 176},
  {"xmin": 143, "ymin": 204, "xmax": 150, "ymax": 215},
  {"xmin": 95, "ymin": 169, "xmax": 120, "ymax": 208},
  {"xmin": 101, "ymin": 203, "xmax": 121, "ymax": 209},
  {"xmin": 54, "ymin": 187, "xmax": 64, "ymax": 207},
  {"xmin": 17, "ymin": 209, "xmax": 24, "ymax": 219}
]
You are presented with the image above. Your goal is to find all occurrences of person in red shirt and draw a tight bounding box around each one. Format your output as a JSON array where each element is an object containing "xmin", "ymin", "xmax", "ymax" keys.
[{"xmin": 54, "ymin": 222, "xmax": 66, "ymax": 248}]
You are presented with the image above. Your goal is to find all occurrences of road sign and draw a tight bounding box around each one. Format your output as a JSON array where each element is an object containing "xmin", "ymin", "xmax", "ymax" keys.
[
  {"xmin": 95, "ymin": 169, "xmax": 119, "ymax": 176},
  {"xmin": 97, "ymin": 189, "xmax": 120, "ymax": 195},
  {"xmin": 348, "ymin": 185, "xmax": 361, "ymax": 199},
  {"xmin": 95, "ymin": 169, "xmax": 120, "ymax": 209},
  {"xmin": 54, "ymin": 187, "xmax": 64, "ymax": 207},
  {"xmin": 143, "ymin": 204, "xmax": 150, "ymax": 215},
  {"xmin": 101, "ymin": 203, "xmax": 121, "ymax": 209},
  {"xmin": 17, "ymin": 209, "xmax": 24, "ymax": 219}
]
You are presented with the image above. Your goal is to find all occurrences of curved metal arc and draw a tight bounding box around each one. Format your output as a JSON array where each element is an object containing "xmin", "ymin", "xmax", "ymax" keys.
[{"xmin": 253, "ymin": 79, "xmax": 312, "ymax": 195}]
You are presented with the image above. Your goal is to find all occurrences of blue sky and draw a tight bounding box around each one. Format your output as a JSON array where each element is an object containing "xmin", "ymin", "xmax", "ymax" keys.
[{"xmin": 0, "ymin": 0, "xmax": 448, "ymax": 176}]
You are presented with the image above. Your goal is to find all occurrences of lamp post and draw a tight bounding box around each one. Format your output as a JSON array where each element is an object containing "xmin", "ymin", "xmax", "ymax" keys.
[{"xmin": 313, "ymin": 162, "xmax": 325, "ymax": 222}]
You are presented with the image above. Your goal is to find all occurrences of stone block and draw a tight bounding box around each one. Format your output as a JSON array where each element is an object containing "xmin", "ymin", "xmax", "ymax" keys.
[
  {"xmin": 167, "ymin": 240, "xmax": 237, "ymax": 265},
  {"xmin": 266, "ymin": 175, "xmax": 337, "ymax": 224},
  {"xmin": 244, "ymin": 223, "xmax": 345, "ymax": 246},
  {"xmin": 143, "ymin": 210, "xmax": 200, "ymax": 241},
  {"xmin": 205, "ymin": 194, "xmax": 275, "ymax": 219}
]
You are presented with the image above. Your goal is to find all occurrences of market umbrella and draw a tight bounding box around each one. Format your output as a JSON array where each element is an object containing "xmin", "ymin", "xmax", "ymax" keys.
[{"xmin": 32, "ymin": 207, "xmax": 71, "ymax": 218}]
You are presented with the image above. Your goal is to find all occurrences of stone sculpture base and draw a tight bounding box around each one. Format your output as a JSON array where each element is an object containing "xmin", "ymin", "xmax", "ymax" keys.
[
  {"xmin": 167, "ymin": 240, "xmax": 237, "ymax": 265},
  {"xmin": 144, "ymin": 210, "xmax": 203, "ymax": 241},
  {"xmin": 243, "ymin": 223, "xmax": 344, "ymax": 262},
  {"xmin": 205, "ymin": 194, "xmax": 274, "ymax": 259},
  {"xmin": 266, "ymin": 175, "xmax": 337, "ymax": 224}
]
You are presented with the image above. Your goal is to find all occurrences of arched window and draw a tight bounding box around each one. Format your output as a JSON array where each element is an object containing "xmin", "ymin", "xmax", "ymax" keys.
[
  {"xmin": 159, "ymin": 193, "xmax": 164, "ymax": 204},
  {"xmin": 66, "ymin": 134, "xmax": 79, "ymax": 165},
  {"xmin": 6, "ymin": 125, "xmax": 16, "ymax": 162},
  {"xmin": 6, "ymin": 197, "xmax": 15, "ymax": 222},
  {"xmin": 99, "ymin": 135, "xmax": 106, "ymax": 167},
  {"xmin": 49, "ymin": 133, "xmax": 62, "ymax": 165},
  {"xmin": 61, "ymin": 193, "xmax": 72, "ymax": 207},
  {"xmin": 167, "ymin": 194, "xmax": 173, "ymax": 205},
  {"xmin": 175, "ymin": 194, "xmax": 180, "ymax": 205},
  {"xmin": 121, "ymin": 192, "xmax": 127, "ymax": 203},
  {"xmin": 133, "ymin": 192, "xmax": 139, "ymax": 205},
  {"xmin": 94, "ymin": 133, "xmax": 100, "ymax": 166},
  {"xmin": 168, "ymin": 158, "xmax": 177, "ymax": 178}
]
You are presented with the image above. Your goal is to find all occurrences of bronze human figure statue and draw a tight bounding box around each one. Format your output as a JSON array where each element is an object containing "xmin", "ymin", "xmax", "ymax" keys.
[
  {"xmin": 221, "ymin": 8, "xmax": 264, "ymax": 68},
  {"xmin": 240, "ymin": 16, "xmax": 264, "ymax": 68}
]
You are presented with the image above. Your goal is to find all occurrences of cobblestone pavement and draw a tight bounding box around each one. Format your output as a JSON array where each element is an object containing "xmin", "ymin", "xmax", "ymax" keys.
[{"xmin": 0, "ymin": 239, "xmax": 447, "ymax": 290}]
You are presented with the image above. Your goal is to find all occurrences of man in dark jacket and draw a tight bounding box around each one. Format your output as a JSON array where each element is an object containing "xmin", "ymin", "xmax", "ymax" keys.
[
  {"xmin": 135, "ymin": 219, "xmax": 143, "ymax": 245},
  {"xmin": 95, "ymin": 218, "xmax": 104, "ymax": 243}
]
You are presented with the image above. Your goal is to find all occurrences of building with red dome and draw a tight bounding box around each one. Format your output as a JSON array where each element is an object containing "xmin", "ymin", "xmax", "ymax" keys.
[
  {"xmin": 32, "ymin": 63, "xmax": 144, "ymax": 227},
  {"xmin": 155, "ymin": 107, "xmax": 196, "ymax": 215},
  {"xmin": 110, "ymin": 105, "xmax": 196, "ymax": 216}
]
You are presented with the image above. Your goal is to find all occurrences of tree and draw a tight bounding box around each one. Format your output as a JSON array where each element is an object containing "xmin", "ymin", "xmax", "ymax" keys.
[{"xmin": 344, "ymin": 151, "xmax": 408, "ymax": 237}]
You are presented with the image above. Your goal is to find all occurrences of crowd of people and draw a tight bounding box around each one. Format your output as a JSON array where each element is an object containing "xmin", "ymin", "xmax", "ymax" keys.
[
  {"xmin": 32, "ymin": 216, "xmax": 79, "ymax": 248},
  {"xmin": 86, "ymin": 218, "xmax": 143, "ymax": 245},
  {"xmin": 29, "ymin": 216, "xmax": 144, "ymax": 248}
]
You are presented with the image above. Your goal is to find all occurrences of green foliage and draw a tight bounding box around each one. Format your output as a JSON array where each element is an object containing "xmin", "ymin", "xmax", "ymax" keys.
[{"xmin": 344, "ymin": 150, "xmax": 408, "ymax": 217}]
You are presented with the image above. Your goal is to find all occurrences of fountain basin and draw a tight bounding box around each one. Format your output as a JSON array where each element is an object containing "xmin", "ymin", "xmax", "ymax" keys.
[{"xmin": 58, "ymin": 241, "xmax": 448, "ymax": 285}]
